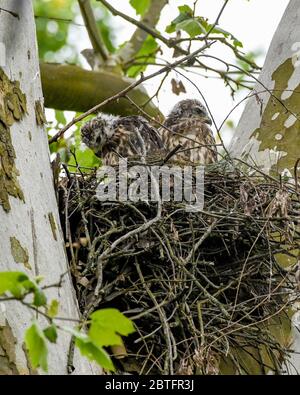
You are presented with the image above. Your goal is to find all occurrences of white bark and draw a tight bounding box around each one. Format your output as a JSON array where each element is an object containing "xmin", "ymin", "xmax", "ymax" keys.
[
  {"xmin": 0, "ymin": 0, "xmax": 99, "ymax": 375},
  {"xmin": 230, "ymin": 0, "xmax": 300, "ymax": 177},
  {"xmin": 229, "ymin": 0, "xmax": 300, "ymax": 374}
]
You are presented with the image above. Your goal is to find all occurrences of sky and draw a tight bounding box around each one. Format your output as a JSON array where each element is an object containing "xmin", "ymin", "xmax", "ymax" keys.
[{"xmin": 63, "ymin": 0, "xmax": 290, "ymax": 146}]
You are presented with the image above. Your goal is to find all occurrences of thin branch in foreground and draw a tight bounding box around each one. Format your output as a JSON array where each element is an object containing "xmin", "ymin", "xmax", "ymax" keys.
[{"xmin": 49, "ymin": 40, "xmax": 215, "ymax": 144}]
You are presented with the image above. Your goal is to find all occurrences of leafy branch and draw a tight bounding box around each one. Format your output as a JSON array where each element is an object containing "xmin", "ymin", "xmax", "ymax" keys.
[{"xmin": 0, "ymin": 271, "xmax": 135, "ymax": 372}]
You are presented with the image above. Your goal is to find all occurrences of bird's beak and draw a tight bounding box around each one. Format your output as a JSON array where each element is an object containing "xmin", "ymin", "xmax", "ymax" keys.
[{"xmin": 204, "ymin": 117, "xmax": 212, "ymax": 126}]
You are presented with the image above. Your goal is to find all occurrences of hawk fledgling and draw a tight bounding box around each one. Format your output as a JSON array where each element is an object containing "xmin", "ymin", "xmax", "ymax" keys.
[
  {"xmin": 160, "ymin": 99, "xmax": 217, "ymax": 164},
  {"xmin": 81, "ymin": 114, "xmax": 164, "ymax": 165}
]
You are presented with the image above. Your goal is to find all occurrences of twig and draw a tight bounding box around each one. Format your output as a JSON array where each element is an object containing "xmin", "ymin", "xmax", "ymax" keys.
[
  {"xmin": 97, "ymin": 0, "xmax": 186, "ymax": 55},
  {"xmin": 121, "ymin": 0, "xmax": 168, "ymax": 64},
  {"xmin": 49, "ymin": 40, "xmax": 215, "ymax": 143}
]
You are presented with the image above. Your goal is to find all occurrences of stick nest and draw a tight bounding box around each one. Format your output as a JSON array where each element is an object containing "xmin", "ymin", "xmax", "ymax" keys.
[{"xmin": 58, "ymin": 158, "xmax": 300, "ymax": 375}]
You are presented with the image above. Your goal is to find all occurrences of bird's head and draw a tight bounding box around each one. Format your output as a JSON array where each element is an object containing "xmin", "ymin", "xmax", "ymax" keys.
[
  {"xmin": 167, "ymin": 99, "xmax": 212, "ymax": 125},
  {"xmin": 81, "ymin": 113, "xmax": 117, "ymax": 156}
]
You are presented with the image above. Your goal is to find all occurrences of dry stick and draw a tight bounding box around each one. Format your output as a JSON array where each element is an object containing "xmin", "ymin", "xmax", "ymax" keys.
[
  {"xmin": 231, "ymin": 220, "xmax": 270, "ymax": 320},
  {"xmin": 183, "ymin": 219, "xmax": 219, "ymax": 265},
  {"xmin": 49, "ymin": 40, "xmax": 215, "ymax": 144},
  {"xmin": 160, "ymin": 230, "xmax": 231, "ymax": 319},
  {"xmin": 141, "ymin": 71, "xmax": 170, "ymax": 109},
  {"xmin": 135, "ymin": 261, "xmax": 174, "ymax": 375},
  {"xmin": 92, "ymin": 129, "xmax": 162, "ymax": 298},
  {"xmin": 207, "ymin": 277, "xmax": 291, "ymax": 354}
]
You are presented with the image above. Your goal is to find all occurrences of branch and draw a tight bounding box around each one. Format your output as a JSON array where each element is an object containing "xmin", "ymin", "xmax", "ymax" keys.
[
  {"xmin": 121, "ymin": 0, "xmax": 168, "ymax": 62},
  {"xmin": 48, "ymin": 40, "xmax": 215, "ymax": 144},
  {"xmin": 78, "ymin": 0, "xmax": 109, "ymax": 61},
  {"xmin": 175, "ymin": 36, "xmax": 261, "ymax": 71},
  {"xmin": 203, "ymin": 0, "xmax": 230, "ymax": 40},
  {"xmin": 41, "ymin": 62, "xmax": 162, "ymax": 118},
  {"xmin": 97, "ymin": 0, "xmax": 186, "ymax": 55}
]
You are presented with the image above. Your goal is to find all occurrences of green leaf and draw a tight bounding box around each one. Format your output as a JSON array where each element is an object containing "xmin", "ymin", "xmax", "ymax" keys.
[
  {"xmin": 166, "ymin": 5, "xmax": 194, "ymax": 34},
  {"xmin": 178, "ymin": 5, "xmax": 193, "ymax": 15},
  {"xmin": 44, "ymin": 324, "xmax": 58, "ymax": 343},
  {"xmin": 63, "ymin": 327, "xmax": 115, "ymax": 371},
  {"xmin": 55, "ymin": 110, "xmax": 67, "ymax": 126},
  {"xmin": 68, "ymin": 147, "xmax": 101, "ymax": 170},
  {"xmin": 0, "ymin": 271, "xmax": 29, "ymax": 298},
  {"xmin": 25, "ymin": 322, "xmax": 48, "ymax": 372},
  {"xmin": 130, "ymin": 0, "xmax": 150, "ymax": 16},
  {"xmin": 47, "ymin": 299, "xmax": 59, "ymax": 318},
  {"xmin": 127, "ymin": 35, "xmax": 158, "ymax": 78},
  {"xmin": 33, "ymin": 287, "xmax": 47, "ymax": 307},
  {"xmin": 176, "ymin": 19, "xmax": 204, "ymax": 37},
  {"xmin": 34, "ymin": 275, "xmax": 44, "ymax": 284},
  {"xmin": 233, "ymin": 39, "xmax": 243, "ymax": 48},
  {"xmin": 89, "ymin": 308, "xmax": 135, "ymax": 348},
  {"xmin": 75, "ymin": 337, "xmax": 115, "ymax": 371}
]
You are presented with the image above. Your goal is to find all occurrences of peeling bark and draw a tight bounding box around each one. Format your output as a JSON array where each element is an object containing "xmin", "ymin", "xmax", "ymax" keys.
[
  {"xmin": 229, "ymin": 0, "xmax": 300, "ymax": 373},
  {"xmin": 230, "ymin": 0, "xmax": 300, "ymax": 177}
]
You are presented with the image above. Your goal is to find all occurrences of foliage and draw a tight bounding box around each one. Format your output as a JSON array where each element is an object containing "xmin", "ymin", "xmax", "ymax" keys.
[
  {"xmin": 130, "ymin": 0, "xmax": 151, "ymax": 16},
  {"xmin": 48, "ymin": 111, "xmax": 100, "ymax": 168},
  {"xmin": 25, "ymin": 322, "xmax": 49, "ymax": 371},
  {"xmin": 126, "ymin": 35, "xmax": 159, "ymax": 78},
  {"xmin": 36, "ymin": 0, "xmax": 260, "ymax": 164},
  {"xmin": 34, "ymin": 0, "xmax": 78, "ymax": 63},
  {"xmin": 166, "ymin": 5, "xmax": 242, "ymax": 47},
  {"xmin": 0, "ymin": 271, "xmax": 135, "ymax": 372},
  {"xmin": 33, "ymin": 0, "xmax": 115, "ymax": 62}
]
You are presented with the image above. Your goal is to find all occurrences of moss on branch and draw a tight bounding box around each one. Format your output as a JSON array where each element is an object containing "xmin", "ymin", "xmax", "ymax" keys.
[{"xmin": 40, "ymin": 63, "xmax": 162, "ymax": 118}]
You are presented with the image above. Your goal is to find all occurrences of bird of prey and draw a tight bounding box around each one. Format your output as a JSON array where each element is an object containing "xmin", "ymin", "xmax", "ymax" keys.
[
  {"xmin": 81, "ymin": 114, "xmax": 164, "ymax": 165},
  {"xmin": 160, "ymin": 99, "xmax": 217, "ymax": 164}
]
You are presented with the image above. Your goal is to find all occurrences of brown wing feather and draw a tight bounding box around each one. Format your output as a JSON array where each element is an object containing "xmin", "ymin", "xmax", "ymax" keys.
[
  {"xmin": 160, "ymin": 118, "xmax": 217, "ymax": 164},
  {"xmin": 103, "ymin": 116, "xmax": 164, "ymax": 164}
]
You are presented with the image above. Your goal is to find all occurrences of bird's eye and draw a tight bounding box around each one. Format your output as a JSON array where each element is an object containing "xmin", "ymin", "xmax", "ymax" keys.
[{"xmin": 195, "ymin": 107, "xmax": 205, "ymax": 115}]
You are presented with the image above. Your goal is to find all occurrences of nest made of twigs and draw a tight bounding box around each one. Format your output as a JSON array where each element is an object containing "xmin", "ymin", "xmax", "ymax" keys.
[{"xmin": 58, "ymin": 157, "xmax": 300, "ymax": 375}]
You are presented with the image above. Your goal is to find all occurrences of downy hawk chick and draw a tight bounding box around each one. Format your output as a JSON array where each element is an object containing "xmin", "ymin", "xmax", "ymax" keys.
[
  {"xmin": 81, "ymin": 114, "xmax": 164, "ymax": 165},
  {"xmin": 160, "ymin": 99, "xmax": 217, "ymax": 164}
]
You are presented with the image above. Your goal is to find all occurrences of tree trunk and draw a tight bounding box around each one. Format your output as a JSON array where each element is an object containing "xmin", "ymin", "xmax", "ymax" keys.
[
  {"xmin": 0, "ymin": 0, "xmax": 99, "ymax": 375},
  {"xmin": 230, "ymin": 0, "xmax": 300, "ymax": 177},
  {"xmin": 229, "ymin": 0, "xmax": 300, "ymax": 374}
]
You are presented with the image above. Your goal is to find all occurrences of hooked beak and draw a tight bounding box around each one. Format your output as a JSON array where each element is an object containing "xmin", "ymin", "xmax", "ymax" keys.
[{"xmin": 204, "ymin": 117, "xmax": 212, "ymax": 126}]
